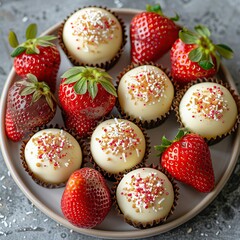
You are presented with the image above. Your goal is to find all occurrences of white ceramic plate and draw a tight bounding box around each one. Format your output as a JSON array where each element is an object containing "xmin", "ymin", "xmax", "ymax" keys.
[{"xmin": 0, "ymin": 8, "xmax": 240, "ymax": 239}]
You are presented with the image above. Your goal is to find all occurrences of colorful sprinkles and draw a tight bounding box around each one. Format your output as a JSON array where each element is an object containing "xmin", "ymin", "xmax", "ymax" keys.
[
  {"xmin": 126, "ymin": 66, "xmax": 167, "ymax": 106},
  {"xmin": 71, "ymin": 8, "xmax": 120, "ymax": 52},
  {"xmin": 96, "ymin": 119, "xmax": 142, "ymax": 162},
  {"xmin": 121, "ymin": 170, "xmax": 169, "ymax": 213},
  {"xmin": 31, "ymin": 130, "xmax": 73, "ymax": 169},
  {"xmin": 186, "ymin": 85, "xmax": 229, "ymax": 122}
]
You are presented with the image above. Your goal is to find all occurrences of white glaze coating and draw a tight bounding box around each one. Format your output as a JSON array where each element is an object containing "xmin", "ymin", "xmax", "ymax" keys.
[
  {"xmin": 118, "ymin": 65, "xmax": 174, "ymax": 121},
  {"xmin": 90, "ymin": 119, "xmax": 146, "ymax": 174},
  {"xmin": 116, "ymin": 168, "xmax": 174, "ymax": 224},
  {"xmin": 24, "ymin": 129, "xmax": 82, "ymax": 184},
  {"xmin": 62, "ymin": 7, "xmax": 123, "ymax": 65},
  {"xmin": 179, "ymin": 82, "xmax": 238, "ymax": 139}
]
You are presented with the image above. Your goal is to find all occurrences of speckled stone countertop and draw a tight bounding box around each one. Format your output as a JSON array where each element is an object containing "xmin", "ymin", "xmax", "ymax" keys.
[{"xmin": 0, "ymin": 0, "xmax": 240, "ymax": 239}]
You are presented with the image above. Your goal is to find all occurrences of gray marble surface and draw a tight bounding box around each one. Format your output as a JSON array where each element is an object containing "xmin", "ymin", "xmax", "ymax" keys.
[{"xmin": 0, "ymin": 0, "xmax": 240, "ymax": 239}]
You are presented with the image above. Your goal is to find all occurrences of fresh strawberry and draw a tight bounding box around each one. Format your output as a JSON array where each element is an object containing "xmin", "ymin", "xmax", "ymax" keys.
[
  {"xmin": 63, "ymin": 113, "xmax": 97, "ymax": 138},
  {"xmin": 130, "ymin": 4, "xmax": 180, "ymax": 63},
  {"xmin": 5, "ymin": 73, "xmax": 56, "ymax": 141},
  {"xmin": 8, "ymin": 23, "xmax": 60, "ymax": 92},
  {"xmin": 170, "ymin": 25, "xmax": 233, "ymax": 86},
  {"xmin": 59, "ymin": 66, "xmax": 116, "ymax": 119},
  {"xmin": 155, "ymin": 129, "xmax": 215, "ymax": 192},
  {"xmin": 61, "ymin": 167, "xmax": 112, "ymax": 229}
]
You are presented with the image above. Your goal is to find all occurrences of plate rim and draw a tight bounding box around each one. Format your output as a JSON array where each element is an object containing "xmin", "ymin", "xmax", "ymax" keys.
[{"xmin": 0, "ymin": 8, "xmax": 240, "ymax": 239}]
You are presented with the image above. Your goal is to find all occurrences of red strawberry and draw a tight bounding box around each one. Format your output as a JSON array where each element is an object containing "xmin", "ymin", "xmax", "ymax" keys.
[
  {"xmin": 170, "ymin": 25, "xmax": 233, "ymax": 86},
  {"xmin": 59, "ymin": 66, "xmax": 116, "ymax": 135},
  {"xmin": 63, "ymin": 113, "xmax": 97, "ymax": 138},
  {"xmin": 8, "ymin": 23, "xmax": 60, "ymax": 92},
  {"xmin": 155, "ymin": 129, "xmax": 215, "ymax": 192},
  {"xmin": 5, "ymin": 74, "xmax": 56, "ymax": 141},
  {"xmin": 61, "ymin": 167, "xmax": 112, "ymax": 228},
  {"xmin": 130, "ymin": 4, "xmax": 180, "ymax": 63}
]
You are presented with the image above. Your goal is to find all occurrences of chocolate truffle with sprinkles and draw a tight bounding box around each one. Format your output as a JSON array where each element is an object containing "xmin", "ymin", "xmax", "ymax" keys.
[
  {"xmin": 90, "ymin": 118, "xmax": 148, "ymax": 176},
  {"xmin": 115, "ymin": 167, "xmax": 177, "ymax": 228},
  {"xmin": 117, "ymin": 64, "xmax": 174, "ymax": 128},
  {"xmin": 178, "ymin": 81, "xmax": 238, "ymax": 140},
  {"xmin": 22, "ymin": 128, "xmax": 82, "ymax": 186},
  {"xmin": 59, "ymin": 6, "xmax": 126, "ymax": 69}
]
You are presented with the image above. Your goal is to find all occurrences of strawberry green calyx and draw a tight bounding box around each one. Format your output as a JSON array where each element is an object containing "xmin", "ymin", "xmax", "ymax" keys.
[
  {"xmin": 179, "ymin": 25, "xmax": 234, "ymax": 70},
  {"xmin": 9, "ymin": 23, "xmax": 57, "ymax": 57},
  {"xmin": 146, "ymin": 4, "xmax": 179, "ymax": 21},
  {"xmin": 61, "ymin": 66, "xmax": 117, "ymax": 99},
  {"xmin": 154, "ymin": 128, "xmax": 189, "ymax": 156},
  {"xmin": 19, "ymin": 73, "xmax": 56, "ymax": 111},
  {"xmin": 146, "ymin": 4, "xmax": 163, "ymax": 14}
]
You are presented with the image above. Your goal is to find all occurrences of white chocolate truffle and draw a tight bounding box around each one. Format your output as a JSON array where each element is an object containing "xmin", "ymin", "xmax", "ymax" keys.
[
  {"xmin": 24, "ymin": 129, "xmax": 82, "ymax": 184},
  {"xmin": 116, "ymin": 168, "xmax": 174, "ymax": 225},
  {"xmin": 90, "ymin": 119, "xmax": 146, "ymax": 174},
  {"xmin": 118, "ymin": 65, "xmax": 174, "ymax": 121},
  {"xmin": 62, "ymin": 7, "xmax": 123, "ymax": 65},
  {"xmin": 179, "ymin": 82, "xmax": 238, "ymax": 139}
]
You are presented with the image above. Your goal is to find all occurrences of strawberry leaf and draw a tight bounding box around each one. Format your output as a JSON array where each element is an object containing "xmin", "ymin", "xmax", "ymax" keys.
[
  {"xmin": 37, "ymin": 35, "xmax": 57, "ymax": 41},
  {"xmin": 161, "ymin": 136, "xmax": 172, "ymax": 147},
  {"xmin": 38, "ymin": 39, "xmax": 55, "ymax": 47},
  {"xmin": 146, "ymin": 4, "xmax": 179, "ymax": 21},
  {"xmin": 20, "ymin": 86, "xmax": 36, "ymax": 96},
  {"xmin": 63, "ymin": 74, "xmax": 83, "ymax": 85},
  {"xmin": 8, "ymin": 31, "xmax": 19, "ymax": 48},
  {"xmin": 213, "ymin": 53, "xmax": 221, "ymax": 70},
  {"xmin": 26, "ymin": 45, "xmax": 40, "ymax": 54},
  {"xmin": 175, "ymin": 129, "xmax": 188, "ymax": 141},
  {"xmin": 194, "ymin": 25, "xmax": 211, "ymax": 38},
  {"xmin": 154, "ymin": 145, "xmax": 165, "ymax": 151},
  {"xmin": 36, "ymin": 35, "xmax": 57, "ymax": 47},
  {"xmin": 88, "ymin": 81, "xmax": 98, "ymax": 99},
  {"xmin": 179, "ymin": 29, "xmax": 199, "ymax": 44},
  {"xmin": 45, "ymin": 94, "xmax": 54, "ymax": 111},
  {"xmin": 146, "ymin": 4, "xmax": 162, "ymax": 15},
  {"xmin": 26, "ymin": 23, "xmax": 37, "ymax": 40},
  {"xmin": 99, "ymin": 79, "xmax": 117, "ymax": 97},
  {"xmin": 100, "ymin": 71, "xmax": 113, "ymax": 81},
  {"xmin": 154, "ymin": 145, "xmax": 166, "ymax": 156},
  {"xmin": 61, "ymin": 67, "xmax": 85, "ymax": 79},
  {"xmin": 154, "ymin": 135, "xmax": 171, "ymax": 156},
  {"xmin": 155, "ymin": 129, "xmax": 189, "ymax": 156},
  {"xmin": 32, "ymin": 90, "xmax": 42, "ymax": 103},
  {"xmin": 170, "ymin": 13, "xmax": 180, "ymax": 22},
  {"xmin": 10, "ymin": 46, "xmax": 26, "ymax": 57},
  {"xmin": 209, "ymin": 55, "xmax": 214, "ymax": 65},
  {"xmin": 74, "ymin": 78, "xmax": 87, "ymax": 95},
  {"xmin": 198, "ymin": 60, "xmax": 214, "ymax": 70},
  {"xmin": 215, "ymin": 44, "xmax": 234, "ymax": 59},
  {"xmin": 27, "ymin": 73, "xmax": 38, "ymax": 83},
  {"xmin": 188, "ymin": 47, "xmax": 203, "ymax": 62}
]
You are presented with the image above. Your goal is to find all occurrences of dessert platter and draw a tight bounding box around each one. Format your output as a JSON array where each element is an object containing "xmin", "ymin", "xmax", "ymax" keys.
[{"xmin": 0, "ymin": 7, "xmax": 240, "ymax": 239}]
